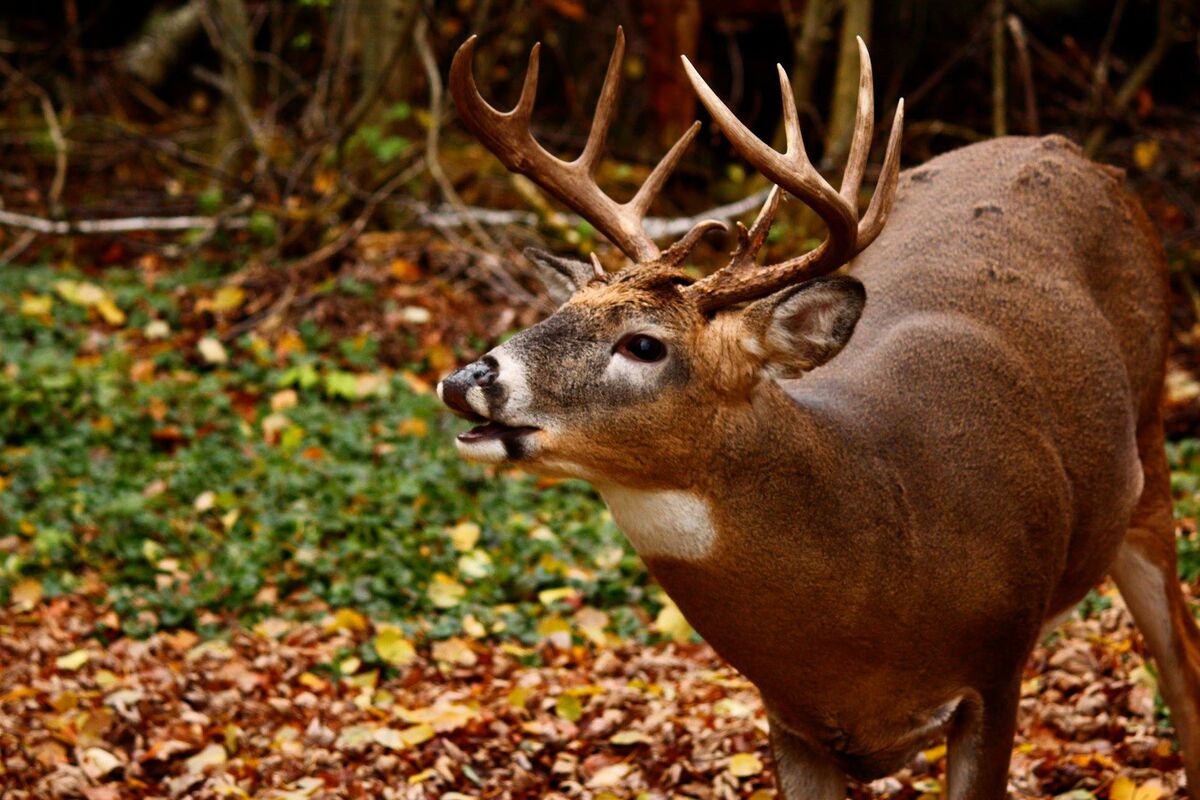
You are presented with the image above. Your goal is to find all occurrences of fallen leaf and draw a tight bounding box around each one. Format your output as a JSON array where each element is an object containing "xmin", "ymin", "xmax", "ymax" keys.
[
  {"xmin": 185, "ymin": 743, "xmax": 227, "ymax": 773},
  {"xmin": 80, "ymin": 747, "xmax": 123, "ymax": 779},
  {"xmin": 652, "ymin": 597, "xmax": 693, "ymax": 643},
  {"xmin": 56, "ymin": 649, "xmax": 90, "ymax": 671},
  {"xmin": 427, "ymin": 573, "xmax": 466, "ymax": 608},
  {"xmin": 555, "ymin": 693, "xmax": 583, "ymax": 722},
  {"xmin": 448, "ymin": 521, "xmax": 481, "ymax": 551},
  {"xmin": 10, "ymin": 577, "xmax": 43, "ymax": 610},
  {"xmin": 729, "ymin": 752, "xmax": 763, "ymax": 778},
  {"xmin": 198, "ymin": 337, "xmax": 228, "ymax": 365},
  {"xmin": 374, "ymin": 626, "xmax": 417, "ymax": 667},
  {"xmin": 430, "ymin": 637, "xmax": 476, "ymax": 667}
]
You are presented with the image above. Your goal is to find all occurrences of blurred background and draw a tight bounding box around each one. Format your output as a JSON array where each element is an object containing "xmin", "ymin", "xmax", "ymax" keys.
[
  {"xmin": 1, "ymin": 0, "xmax": 1199, "ymax": 650},
  {"xmin": 2, "ymin": 3, "xmax": 1200, "ymax": 797}
]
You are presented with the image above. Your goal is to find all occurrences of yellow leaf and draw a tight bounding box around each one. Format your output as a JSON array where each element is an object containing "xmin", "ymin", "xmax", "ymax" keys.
[
  {"xmin": 457, "ymin": 549, "xmax": 493, "ymax": 579},
  {"xmin": 923, "ymin": 744, "xmax": 947, "ymax": 763},
  {"xmin": 211, "ymin": 286, "xmax": 246, "ymax": 313},
  {"xmin": 430, "ymin": 637, "xmax": 477, "ymax": 667},
  {"xmin": 297, "ymin": 672, "xmax": 327, "ymax": 692},
  {"xmin": 408, "ymin": 768, "xmax": 438, "ymax": 785},
  {"xmin": 448, "ymin": 521, "xmax": 481, "ymax": 551},
  {"xmin": 399, "ymin": 722, "xmax": 436, "ymax": 745},
  {"xmin": 1110, "ymin": 778, "xmax": 1138, "ymax": 800},
  {"xmin": 54, "ymin": 280, "xmax": 104, "ymax": 307},
  {"xmin": 555, "ymin": 693, "xmax": 583, "ymax": 722},
  {"xmin": 652, "ymin": 598, "xmax": 693, "ymax": 643},
  {"xmin": 538, "ymin": 586, "xmax": 578, "ymax": 605},
  {"xmin": 95, "ymin": 298, "xmax": 126, "ymax": 325},
  {"xmin": 324, "ymin": 608, "xmax": 368, "ymax": 633},
  {"xmin": 537, "ymin": 615, "xmax": 572, "ymax": 648},
  {"xmin": 185, "ymin": 743, "xmax": 227, "ymax": 773},
  {"xmin": 399, "ymin": 703, "xmax": 476, "ymax": 732},
  {"xmin": 461, "ymin": 613, "xmax": 487, "ymax": 639},
  {"xmin": 729, "ymin": 752, "xmax": 764, "ymax": 778},
  {"xmin": 374, "ymin": 626, "xmax": 416, "ymax": 667},
  {"xmin": 427, "ymin": 573, "xmax": 466, "ymax": 608},
  {"xmin": 20, "ymin": 294, "xmax": 52, "ymax": 317},
  {"xmin": 339, "ymin": 656, "xmax": 361, "ymax": 675},
  {"xmin": 1134, "ymin": 779, "xmax": 1166, "ymax": 800},
  {"xmin": 10, "ymin": 578, "xmax": 43, "ymax": 610},
  {"xmin": 372, "ymin": 727, "xmax": 407, "ymax": 750},
  {"xmin": 56, "ymin": 649, "xmax": 90, "ymax": 671},
  {"xmin": 1133, "ymin": 140, "xmax": 1160, "ymax": 172},
  {"xmin": 508, "ymin": 687, "xmax": 531, "ymax": 710}
]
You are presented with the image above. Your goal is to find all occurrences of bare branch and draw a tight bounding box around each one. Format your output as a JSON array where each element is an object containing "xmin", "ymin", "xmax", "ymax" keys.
[{"xmin": 0, "ymin": 209, "xmax": 249, "ymax": 235}]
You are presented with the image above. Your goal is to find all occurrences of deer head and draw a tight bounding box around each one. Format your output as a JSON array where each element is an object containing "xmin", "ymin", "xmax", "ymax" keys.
[{"xmin": 438, "ymin": 29, "xmax": 902, "ymax": 486}]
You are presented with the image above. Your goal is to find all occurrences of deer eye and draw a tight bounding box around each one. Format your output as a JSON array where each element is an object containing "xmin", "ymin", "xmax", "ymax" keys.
[{"xmin": 616, "ymin": 333, "xmax": 666, "ymax": 363}]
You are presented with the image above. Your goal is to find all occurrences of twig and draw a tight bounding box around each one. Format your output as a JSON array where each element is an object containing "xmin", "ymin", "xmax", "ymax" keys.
[
  {"xmin": 0, "ymin": 58, "xmax": 69, "ymax": 264},
  {"xmin": 0, "ymin": 208, "xmax": 249, "ymax": 235},
  {"xmin": 1090, "ymin": 0, "xmax": 1129, "ymax": 112},
  {"xmin": 1006, "ymin": 14, "xmax": 1039, "ymax": 134},
  {"xmin": 412, "ymin": 14, "xmax": 532, "ymax": 305},
  {"xmin": 408, "ymin": 188, "xmax": 774, "ymax": 241},
  {"xmin": 1084, "ymin": 0, "xmax": 1180, "ymax": 156},
  {"xmin": 284, "ymin": 163, "xmax": 419, "ymax": 274},
  {"xmin": 990, "ymin": 0, "xmax": 1008, "ymax": 137}
]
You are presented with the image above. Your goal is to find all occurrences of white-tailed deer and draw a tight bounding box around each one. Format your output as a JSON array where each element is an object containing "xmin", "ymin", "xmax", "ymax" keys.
[{"xmin": 439, "ymin": 29, "xmax": 1199, "ymax": 799}]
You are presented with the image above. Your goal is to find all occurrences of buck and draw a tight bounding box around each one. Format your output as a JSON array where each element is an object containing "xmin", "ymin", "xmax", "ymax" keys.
[{"xmin": 438, "ymin": 29, "xmax": 1200, "ymax": 799}]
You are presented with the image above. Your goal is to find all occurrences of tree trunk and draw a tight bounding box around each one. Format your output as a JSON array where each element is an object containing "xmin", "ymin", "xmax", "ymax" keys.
[
  {"xmin": 823, "ymin": 0, "xmax": 871, "ymax": 168},
  {"xmin": 208, "ymin": 0, "xmax": 255, "ymax": 162},
  {"xmin": 358, "ymin": 0, "xmax": 417, "ymax": 119}
]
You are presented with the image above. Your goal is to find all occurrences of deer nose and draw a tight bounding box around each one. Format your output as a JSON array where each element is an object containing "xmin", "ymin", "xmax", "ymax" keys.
[{"xmin": 437, "ymin": 358, "xmax": 497, "ymax": 419}]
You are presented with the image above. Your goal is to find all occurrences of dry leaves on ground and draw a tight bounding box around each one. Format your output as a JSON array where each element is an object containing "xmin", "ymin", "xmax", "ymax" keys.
[{"xmin": 0, "ymin": 585, "xmax": 1189, "ymax": 799}]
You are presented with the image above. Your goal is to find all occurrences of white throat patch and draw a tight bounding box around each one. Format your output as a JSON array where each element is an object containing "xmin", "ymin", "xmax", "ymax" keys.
[{"xmin": 597, "ymin": 487, "xmax": 717, "ymax": 560}]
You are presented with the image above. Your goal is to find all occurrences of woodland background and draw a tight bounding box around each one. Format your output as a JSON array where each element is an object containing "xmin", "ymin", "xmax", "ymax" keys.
[{"xmin": 1, "ymin": 1, "xmax": 1199, "ymax": 798}]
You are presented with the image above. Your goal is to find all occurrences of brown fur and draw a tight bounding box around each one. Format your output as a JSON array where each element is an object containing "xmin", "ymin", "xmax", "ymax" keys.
[{"xmin": 443, "ymin": 135, "xmax": 1199, "ymax": 799}]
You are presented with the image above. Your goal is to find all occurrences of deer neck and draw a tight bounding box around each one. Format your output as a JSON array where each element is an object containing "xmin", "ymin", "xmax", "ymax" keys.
[{"xmin": 596, "ymin": 378, "xmax": 864, "ymax": 563}]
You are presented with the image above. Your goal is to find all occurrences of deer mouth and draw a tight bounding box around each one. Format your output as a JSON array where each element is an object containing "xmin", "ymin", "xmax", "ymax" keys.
[{"xmin": 457, "ymin": 420, "xmax": 540, "ymax": 444}]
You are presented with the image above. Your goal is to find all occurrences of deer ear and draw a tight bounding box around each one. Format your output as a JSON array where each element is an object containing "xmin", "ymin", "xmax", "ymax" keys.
[
  {"xmin": 742, "ymin": 276, "xmax": 865, "ymax": 377},
  {"xmin": 524, "ymin": 248, "xmax": 594, "ymax": 305}
]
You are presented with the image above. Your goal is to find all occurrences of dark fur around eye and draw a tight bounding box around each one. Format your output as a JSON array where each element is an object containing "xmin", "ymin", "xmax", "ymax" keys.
[{"xmin": 616, "ymin": 333, "xmax": 667, "ymax": 362}]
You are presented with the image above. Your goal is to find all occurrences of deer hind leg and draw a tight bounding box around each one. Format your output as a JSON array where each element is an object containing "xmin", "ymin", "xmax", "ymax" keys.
[
  {"xmin": 944, "ymin": 680, "xmax": 1022, "ymax": 800},
  {"xmin": 1110, "ymin": 419, "xmax": 1200, "ymax": 797},
  {"xmin": 768, "ymin": 720, "xmax": 846, "ymax": 800}
]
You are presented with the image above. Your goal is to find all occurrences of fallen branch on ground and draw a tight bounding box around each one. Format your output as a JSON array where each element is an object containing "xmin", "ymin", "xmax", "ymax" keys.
[{"xmin": 0, "ymin": 209, "xmax": 249, "ymax": 235}]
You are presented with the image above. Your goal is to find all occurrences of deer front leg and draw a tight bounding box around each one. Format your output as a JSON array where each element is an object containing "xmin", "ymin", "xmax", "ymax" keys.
[
  {"xmin": 768, "ymin": 718, "xmax": 846, "ymax": 800},
  {"xmin": 944, "ymin": 681, "xmax": 1021, "ymax": 800}
]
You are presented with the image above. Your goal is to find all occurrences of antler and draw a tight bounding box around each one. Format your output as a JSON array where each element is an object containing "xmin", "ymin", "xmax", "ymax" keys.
[
  {"xmin": 450, "ymin": 28, "xmax": 716, "ymax": 266},
  {"xmin": 681, "ymin": 38, "xmax": 904, "ymax": 313}
]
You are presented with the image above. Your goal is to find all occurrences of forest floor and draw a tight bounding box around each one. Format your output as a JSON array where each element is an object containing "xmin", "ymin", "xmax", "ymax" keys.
[{"xmin": 0, "ymin": 584, "xmax": 1192, "ymax": 800}]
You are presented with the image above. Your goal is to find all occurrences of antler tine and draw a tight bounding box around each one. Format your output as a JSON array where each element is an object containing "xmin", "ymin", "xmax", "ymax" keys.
[
  {"xmin": 577, "ymin": 28, "xmax": 624, "ymax": 173},
  {"xmin": 728, "ymin": 186, "xmax": 782, "ymax": 272},
  {"xmin": 839, "ymin": 37, "xmax": 874, "ymax": 205},
  {"xmin": 856, "ymin": 99, "xmax": 904, "ymax": 251},
  {"xmin": 450, "ymin": 29, "xmax": 704, "ymax": 267},
  {"xmin": 660, "ymin": 219, "xmax": 729, "ymax": 268},
  {"xmin": 681, "ymin": 56, "xmax": 857, "ymax": 258},
  {"xmin": 681, "ymin": 43, "xmax": 903, "ymax": 314}
]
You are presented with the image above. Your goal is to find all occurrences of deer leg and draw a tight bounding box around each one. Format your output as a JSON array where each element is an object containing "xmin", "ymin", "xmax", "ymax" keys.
[
  {"xmin": 768, "ymin": 719, "xmax": 846, "ymax": 800},
  {"xmin": 944, "ymin": 680, "xmax": 1021, "ymax": 800},
  {"xmin": 1110, "ymin": 419, "xmax": 1200, "ymax": 797}
]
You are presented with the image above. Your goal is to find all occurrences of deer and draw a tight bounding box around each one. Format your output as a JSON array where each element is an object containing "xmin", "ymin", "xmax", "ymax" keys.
[{"xmin": 437, "ymin": 28, "xmax": 1200, "ymax": 799}]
